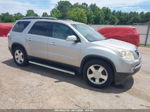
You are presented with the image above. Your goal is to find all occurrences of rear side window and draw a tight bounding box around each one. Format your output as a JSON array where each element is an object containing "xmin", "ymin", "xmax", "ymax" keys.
[
  {"xmin": 29, "ymin": 21, "xmax": 52, "ymax": 37},
  {"xmin": 12, "ymin": 21, "xmax": 30, "ymax": 32}
]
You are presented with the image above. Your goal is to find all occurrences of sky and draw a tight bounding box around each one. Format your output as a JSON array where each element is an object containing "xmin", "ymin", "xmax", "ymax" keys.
[{"xmin": 0, "ymin": 0, "xmax": 150, "ymax": 16}]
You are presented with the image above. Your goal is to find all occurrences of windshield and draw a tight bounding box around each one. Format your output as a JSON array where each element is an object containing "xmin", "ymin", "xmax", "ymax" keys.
[{"xmin": 72, "ymin": 24, "xmax": 106, "ymax": 42}]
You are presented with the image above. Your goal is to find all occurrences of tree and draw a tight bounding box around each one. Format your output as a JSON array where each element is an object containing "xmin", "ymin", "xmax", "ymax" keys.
[
  {"xmin": 81, "ymin": 3, "xmax": 88, "ymax": 10},
  {"xmin": 95, "ymin": 9, "xmax": 105, "ymax": 24},
  {"xmin": 68, "ymin": 7, "xmax": 87, "ymax": 23},
  {"xmin": 50, "ymin": 8, "xmax": 62, "ymax": 18},
  {"xmin": 109, "ymin": 15, "xmax": 119, "ymax": 24},
  {"xmin": 139, "ymin": 12, "xmax": 145, "ymax": 23},
  {"xmin": 89, "ymin": 4, "xmax": 104, "ymax": 24},
  {"xmin": 49, "ymin": 1, "xmax": 150, "ymax": 25},
  {"xmin": 87, "ymin": 10, "xmax": 94, "ymax": 24},
  {"xmin": 56, "ymin": 1, "xmax": 72, "ymax": 19},
  {"xmin": 143, "ymin": 12, "xmax": 150, "ymax": 23},
  {"xmin": 0, "ymin": 15, "xmax": 1, "ymax": 22},
  {"xmin": 0, "ymin": 1, "xmax": 150, "ymax": 24},
  {"xmin": 101, "ymin": 7, "xmax": 112, "ymax": 24},
  {"xmin": 14, "ymin": 13, "xmax": 24, "ymax": 20},
  {"xmin": 0, "ymin": 13, "xmax": 15, "ymax": 22},
  {"xmin": 73, "ymin": 2, "xmax": 88, "ymax": 10},
  {"xmin": 26, "ymin": 10, "xmax": 38, "ymax": 17},
  {"xmin": 42, "ymin": 12, "xmax": 49, "ymax": 17},
  {"xmin": 126, "ymin": 12, "xmax": 140, "ymax": 24}
]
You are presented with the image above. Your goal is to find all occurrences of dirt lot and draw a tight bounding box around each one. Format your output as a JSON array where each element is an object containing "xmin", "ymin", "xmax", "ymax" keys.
[{"xmin": 0, "ymin": 38, "xmax": 150, "ymax": 109}]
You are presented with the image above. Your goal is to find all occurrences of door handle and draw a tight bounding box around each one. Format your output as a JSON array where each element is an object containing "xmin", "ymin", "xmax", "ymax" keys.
[
  {"xmin": 49, "ymin": 42, "xmax": 56, "ymax": 46},
  {"xmin": 27, "ymin": 38, "xmax": 32, "ymax": 41}
]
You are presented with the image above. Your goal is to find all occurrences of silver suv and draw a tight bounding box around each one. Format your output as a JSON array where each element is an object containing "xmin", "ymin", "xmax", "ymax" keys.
[{"xmin": 8, "ymin": 17, "xmax": 141, "ymax": 88}]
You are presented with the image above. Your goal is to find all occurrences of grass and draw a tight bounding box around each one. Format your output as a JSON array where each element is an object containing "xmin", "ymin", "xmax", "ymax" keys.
[
  {"xmin": 5, "ymin": 22, "xmax": 15, "ymax": 24},
  {"xmin": 140, "ymin": 45, "xmax": 150, "ymax": 48},
  {"xmin": 0, "ymin": 22, "xmax": 15, "ymax": 24}
]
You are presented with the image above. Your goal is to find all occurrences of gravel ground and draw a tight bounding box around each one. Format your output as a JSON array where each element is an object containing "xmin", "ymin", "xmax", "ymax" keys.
[{"xmin": 0, "ymin": 38, "xmax": 150, "ymax": 109}]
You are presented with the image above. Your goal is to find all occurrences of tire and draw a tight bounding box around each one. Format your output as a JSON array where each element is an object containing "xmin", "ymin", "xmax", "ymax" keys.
[
  {"xmin": 83, "ymin": 60, "xmax": 114, "ymax": 88},
  {"xmin": 12, "ymin": 46, "xmax": 28, "ymax": 66}
]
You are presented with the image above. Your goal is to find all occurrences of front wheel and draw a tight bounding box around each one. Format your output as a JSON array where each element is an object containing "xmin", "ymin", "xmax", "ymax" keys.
[{"xmin": 83, "ymin": 60, "xmax": 114, "ymax": 88}]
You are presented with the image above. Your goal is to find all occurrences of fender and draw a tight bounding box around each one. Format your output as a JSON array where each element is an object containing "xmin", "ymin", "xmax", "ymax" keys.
[{"xmin": 80, "ymin": 55, "xmax": 116, "ymax": 75}]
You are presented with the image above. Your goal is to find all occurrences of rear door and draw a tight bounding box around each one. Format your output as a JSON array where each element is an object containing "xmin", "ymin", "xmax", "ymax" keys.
[{"xmin": 26, "ymin": 21, "xmax": 52, "ymax": 59}]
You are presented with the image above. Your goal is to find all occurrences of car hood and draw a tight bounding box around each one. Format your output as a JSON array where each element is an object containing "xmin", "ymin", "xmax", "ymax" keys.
[{"xmin": 92, "ymin": 39, "xmax": 137, "ymax": 51}]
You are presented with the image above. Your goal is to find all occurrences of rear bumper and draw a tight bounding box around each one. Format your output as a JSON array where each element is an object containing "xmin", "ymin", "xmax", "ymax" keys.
[{"xmin": 115, "ymin": 62, "xmax": 141, "ymax": 85}]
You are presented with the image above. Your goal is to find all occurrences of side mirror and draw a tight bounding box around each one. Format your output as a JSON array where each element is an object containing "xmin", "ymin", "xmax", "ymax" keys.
[{"xmin": 66, "ymin": 35, "xmax": 77, "ymax": 42}]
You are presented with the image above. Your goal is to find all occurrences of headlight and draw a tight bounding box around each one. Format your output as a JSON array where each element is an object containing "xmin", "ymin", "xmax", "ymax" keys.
[{"xmin": 117, "ymin": 50, "xmax": 135, "ymax": 61}]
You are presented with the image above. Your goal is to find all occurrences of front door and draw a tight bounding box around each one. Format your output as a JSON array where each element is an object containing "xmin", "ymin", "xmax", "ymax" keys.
[{"xmin": 47, "ymin": 23, "xmax": 81, "ymax": 66}]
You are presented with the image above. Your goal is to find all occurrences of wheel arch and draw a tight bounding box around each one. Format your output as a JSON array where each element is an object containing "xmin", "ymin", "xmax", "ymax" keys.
[
  {"xmin": 80, "ymin": 55, "xmax": 116, "ymax": 75},
  {"xmin": 11, "ymin": 43, "xmax": 27, "ymax": 55}
]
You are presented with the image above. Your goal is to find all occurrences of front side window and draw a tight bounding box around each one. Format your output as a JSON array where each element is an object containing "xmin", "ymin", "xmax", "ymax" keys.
[
  {"xmin": 12, "ymin": 21, "xmax": 30, "ymax": 32},
  {"xmin": 72, "ymin": 24, "xmax": 106, "ymax": 42},
  {"xmin": 29, "ymin": 21, "xmax": 52, "ymax": 37},
  {"xmin": 52, "ymin": 23, "xmax": 75, "ymax": 40}
]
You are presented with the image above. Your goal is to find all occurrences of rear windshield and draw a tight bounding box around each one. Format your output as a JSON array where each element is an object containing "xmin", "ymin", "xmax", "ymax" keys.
[{"xmin": 12, "ymin": 21, "xmax": 30, "ymax": 32}]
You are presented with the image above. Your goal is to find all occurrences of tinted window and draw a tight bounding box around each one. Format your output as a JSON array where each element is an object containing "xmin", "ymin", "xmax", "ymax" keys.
[
  {"xmin": 72, "ymin": 24, "xmax": 105, "ymax": 42},
  {"xmin": 29, "ymin": 21, "xmax": 52, "ymax": 37},
  {"xmin": 52, "ymin": 23, "xmax": 75, "ymax": 40},
  {"xmin": 12, "ymin": 21, "xmax": 30, "ymax": 32}
]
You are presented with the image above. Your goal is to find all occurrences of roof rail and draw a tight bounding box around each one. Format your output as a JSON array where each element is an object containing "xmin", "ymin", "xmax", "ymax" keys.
[
  {"xmin": 58, "ymin": 19, "xmax": 73, "ymax": 21},
  {"xmin": 22, "ymin": 16, "xmax": 57, "ymax": 20}
]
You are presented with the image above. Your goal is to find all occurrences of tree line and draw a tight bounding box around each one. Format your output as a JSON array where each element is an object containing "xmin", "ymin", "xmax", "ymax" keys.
[{"xmin": 0, "ymin": 1, "xmax": 150, "ymax": 25}]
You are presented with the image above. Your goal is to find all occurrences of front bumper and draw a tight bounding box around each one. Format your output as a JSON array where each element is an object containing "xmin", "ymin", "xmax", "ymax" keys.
[{"xmin": 115, "ymin": 62, "xmax": 141, "ymax": 85}]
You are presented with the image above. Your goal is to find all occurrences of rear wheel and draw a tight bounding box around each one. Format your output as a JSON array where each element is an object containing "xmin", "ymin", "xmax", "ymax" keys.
[
  {"xmin": 83, "ymin": 60, "xmax": 113, "ymax": 88},
  {"xmin": 12, "ymin": 47, "xmax": 28, "ymax": 66}
]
